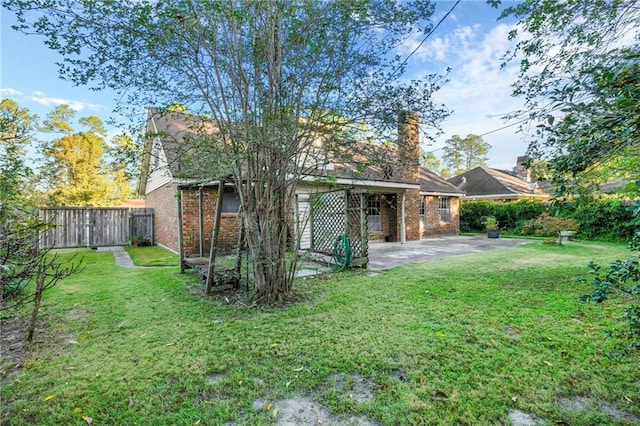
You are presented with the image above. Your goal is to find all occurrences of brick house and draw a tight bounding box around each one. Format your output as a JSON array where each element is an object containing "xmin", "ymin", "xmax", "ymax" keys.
[{"xmin": 138, "ymin": 109, "xmax": 463, "ymax": 256}]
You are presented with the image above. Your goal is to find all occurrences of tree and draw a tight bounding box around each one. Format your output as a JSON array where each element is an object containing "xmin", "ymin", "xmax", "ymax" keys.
[
  {"xmin": 497, "ymin": 0, "xmax": 640, "ymax": 355},
  {"xmin": 1, "ymin": 211, "xmax": 83, "ymax": 342},
  {"xmin": 108, "ymin": 132, "xmax": 139, "ymax": 198},
  {"xmin": 0, "ymin": 98, "xmax": 37, "ymax": 211},
  {"xmin": 6, "ymin": 0, "xmax": 450, "ymax": 304},
  {"xmin": 441, "ymin": 134, "xmax": 490, "ymax": 175},
  {"xmin": 0, "ymin": 99, "xmax": 83, "ymax": 342},
  {"xmin": 421, "ymin": 150, "xmax": 441, "ymax": 171},
  {"xmin": 38, "ymin": 105, "xmax": 123, "ymax": 206},
  {"xmin": 439, "ymin": 168, "xmax": 452, "ymax": 179},
  {"xmin": 497, "ymin": 0, "xmax": 640, "ymax": 192},
  {"xmin": 1, "ymin": 98, "xmax": 38, "ymax": 305}
]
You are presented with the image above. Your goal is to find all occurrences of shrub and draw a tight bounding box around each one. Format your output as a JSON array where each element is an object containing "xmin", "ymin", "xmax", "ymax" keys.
[
  {"xmin": 495, "ymin": 199, "xmax": 547, "ymax": 231},
  {"xmin": 460, "ymin": 200, "xmax": 547, "ymax": 232},
  {"xmin": 570, "ymin": 198, "xmax": 636, "ymax": 242},
  {"xmin": 459, "ymin": 201, "xmax": 497, "ymax": 232},
  {"xmin": 521, "ymin": 213, "xmax": 579, "ymax": 237}
]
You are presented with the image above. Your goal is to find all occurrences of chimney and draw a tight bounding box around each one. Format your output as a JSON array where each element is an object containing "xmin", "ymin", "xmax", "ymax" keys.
[
  {"xmin": 397, "ymin": 111, "xmax": 420, "ymax": 183},
  {"xmin": 515, "ymin": 155, "xmax": 531, "ymax": 182}
]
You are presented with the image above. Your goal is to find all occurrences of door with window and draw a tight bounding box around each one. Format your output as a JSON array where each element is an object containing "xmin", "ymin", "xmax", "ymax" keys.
[{"xmin": 367, "ymin": 194, "xmax": 382, "ymax": 233}]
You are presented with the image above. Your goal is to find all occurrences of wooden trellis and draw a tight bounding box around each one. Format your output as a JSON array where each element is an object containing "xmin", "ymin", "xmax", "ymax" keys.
[{"xmin": 309, "ymin": 189, "xmax": 368, "ymax": 267}]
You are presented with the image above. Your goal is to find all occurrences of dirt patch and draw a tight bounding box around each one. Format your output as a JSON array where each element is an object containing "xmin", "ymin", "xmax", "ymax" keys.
[
  {"xmin": 269, "ymin": 397, "xmax": 379, "ymax": 426},
  {"xmin": 558, "ymin": 396, "xmax": 639, "ymax": 423},
  {"xmin": 327, "ymin": 373, "xmax": 374, "ymax": 404},
  {"xmin": 273, "ymin": 397, "xmax": 331, "ymax": 425},
  {"xmin": 507, "ymin": 409, "xmax": 544, "ymax": 426},
  {"xmin": 0, "ymin": 315, "xmax": 73, "ymax": 382},
  {"xmin": 206, "ymin": 372, "xmax": 227, "ymax": 385}
]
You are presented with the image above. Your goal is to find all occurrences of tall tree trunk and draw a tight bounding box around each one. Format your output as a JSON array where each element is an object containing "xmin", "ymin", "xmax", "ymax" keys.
[
  {"xmin": 26, "ymin": 265, "xmax": 46, "ymax": 342},
  {"xmin": 245, "ymin": 175, "xmax": 293, "ymax": 304}
]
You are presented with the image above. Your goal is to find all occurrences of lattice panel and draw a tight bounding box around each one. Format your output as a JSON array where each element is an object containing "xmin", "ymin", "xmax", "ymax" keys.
[
  {"xmin": 309, "ymin": 190, "xmax": 367, "ymax": 259},
  {"xmin": 310, "ymin": 191, "xmax": 346, "ymax": 254},
  {"xmin": 346, "ymin": 191, "xmax": 367, "ymax": 258}
]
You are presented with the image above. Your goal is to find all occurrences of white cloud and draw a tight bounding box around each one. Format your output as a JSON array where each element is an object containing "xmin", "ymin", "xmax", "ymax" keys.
[
  {"xmin": 1, "ymin": 87, "xmax": 23, "ymax": 97},
  {"xmin": 408, "ymin": 21, "xmax": 534, "ymax": 170},
  {"xmin": 27, "ymin": 93, "xmax": 102, "ymax": 112}
]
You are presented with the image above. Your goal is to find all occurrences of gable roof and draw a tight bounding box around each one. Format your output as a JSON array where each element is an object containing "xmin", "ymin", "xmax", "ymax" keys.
[
  {"xmin": 419, "ymin": 167, "xmax": 465, "ymax": 196},
  {"xmin": 148, "ymin": 108, "xmax": 223, "ymax": 176},
  {"xmin": 139, "ymin": 108, "xmax": 461, "ymax": 196},
  {"xmin": 447, "ymin": 166, "xmax": 550, "ymax": 200}
]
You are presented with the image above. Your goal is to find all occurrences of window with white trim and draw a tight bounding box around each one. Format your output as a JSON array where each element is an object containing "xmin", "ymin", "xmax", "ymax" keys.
[
  {"xmin": 439, "ymin": 197, "xmax": 450, "ymax": 223},
  {"xmin": 419, "ymin": 197, "xmax": 426, "ymax": 229}
]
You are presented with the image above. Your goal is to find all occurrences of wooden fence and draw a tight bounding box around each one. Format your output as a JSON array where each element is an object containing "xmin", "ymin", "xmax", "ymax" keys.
[{"xmin": 39, "ymin": 207, "xmax": 154, "ymax": 249}]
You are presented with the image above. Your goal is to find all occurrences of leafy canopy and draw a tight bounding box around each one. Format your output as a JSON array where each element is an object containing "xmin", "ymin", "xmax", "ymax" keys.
[
  {"xmin": 497, "ymin": 0, "xmax": 640, "ymax": 194},
  {"xmin": 441, "ymin": 133, "xmax": 490, "ymax": 175},
  {"xmin": 5, "ymin": 0, "xmax": 450, "ymax": 303},
  {"xmin": 38, "ymin": 104, "xmax": 132, "ymax": 206},
  {"xmin": 0, "ymin": 98, "xmax": 38, "ymax": 211}
]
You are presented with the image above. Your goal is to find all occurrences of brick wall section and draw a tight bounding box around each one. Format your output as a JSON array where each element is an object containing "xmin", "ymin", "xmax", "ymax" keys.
[
  {"xmin": 396, "ymin": 112, "xmax": 422, "ymax": 241},
  {"xmin": 145, "ymin": 182, "xmax": 180, "ymax": 252},
  {"xmin": 181, "ymin": 187, "xmax": 240, "ymax": 255},
  {"xmin": 421, "ymin": 195, "xmax": 460, "ymax": 236},
  {"xmin": 402, "ymin": 189, "xmax": 422, "ymax": 240},
  {"xmin": 397, "ymin": 112, "xmax": 420, "ymax": 183}
]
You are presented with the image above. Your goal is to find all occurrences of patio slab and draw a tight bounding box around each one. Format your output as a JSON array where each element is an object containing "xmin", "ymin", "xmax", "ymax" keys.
[{"xmin": 367, "ymin": 235, "xmax": 532, "ymax": 271}]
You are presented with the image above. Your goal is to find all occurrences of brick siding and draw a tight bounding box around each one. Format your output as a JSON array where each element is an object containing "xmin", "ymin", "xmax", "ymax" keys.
[
  {"xmin": 421, "ymin": 195, "xmax": 460, "ymax": 237},
  {"xmin": 145, "ymin": 182, "xmax": 180, "ymax": 252},
  {"xmin": 146, "ymin": 183, "xmax": 240, "ymax": 255},
  {"xmin": 180, "ymin": 187, "xmax": 240, "ymax": 255}
]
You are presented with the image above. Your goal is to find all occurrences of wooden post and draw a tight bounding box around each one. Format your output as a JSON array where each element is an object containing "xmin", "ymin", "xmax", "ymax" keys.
[
  {"xmin": 234, "ymin": 213, "xmax": 244, "ymax": 289},
  {"xmin": 178, "ymin": 188, "xmax": 185, "ymax": 273},
  {"xmin": 205, "ymin": 180, "xmax": 225, "ymax": 293},
  {"xmin": 198, "ymin": 186, "xmax": 204, "ymax": 257},
  {"xmin": 360, "ymin": 192, "xmax": 368, "ymax": 262},
  {"xmin": 400, "ymin": 192, "xmax": 406, "ymax": 244}
]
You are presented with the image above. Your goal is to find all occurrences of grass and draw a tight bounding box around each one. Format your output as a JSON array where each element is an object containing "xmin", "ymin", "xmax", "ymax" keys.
[
  {"xmin": 125, "ymin": 245, "xmax": 179, "ymax": 267},
  {"xmin": 2, "ymin": 241, "xmax": 639, "ymax": 425}
]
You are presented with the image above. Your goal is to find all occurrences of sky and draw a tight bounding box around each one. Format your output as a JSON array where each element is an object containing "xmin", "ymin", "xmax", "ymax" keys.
[{"xmin": 1, "ymin": 1, "xmax": 528, "ymax": 172}]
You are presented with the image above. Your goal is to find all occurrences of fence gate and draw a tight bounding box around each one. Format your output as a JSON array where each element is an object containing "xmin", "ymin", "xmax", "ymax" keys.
[
  {"xmin": 309, "ymin": 189, "xmax": 368, "ymax": 267},
  {"xmin": 39, "ymin": 207, "xmax": 154, "ymax": 249}
]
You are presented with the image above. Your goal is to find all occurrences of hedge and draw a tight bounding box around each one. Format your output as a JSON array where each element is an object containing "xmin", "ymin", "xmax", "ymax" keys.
[{"xmin": 459, "ymin": 198, "xmax": 637, "ymax": 242}]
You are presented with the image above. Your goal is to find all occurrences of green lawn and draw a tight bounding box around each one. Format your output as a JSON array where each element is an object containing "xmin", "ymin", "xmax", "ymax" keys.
[
  {"xmin": 124, "ymin": 245, "xmax": 179, "ymax": 267},
  {"xmin": 2, "ymin": 242, "xmax": 639, "ymax": 425}
]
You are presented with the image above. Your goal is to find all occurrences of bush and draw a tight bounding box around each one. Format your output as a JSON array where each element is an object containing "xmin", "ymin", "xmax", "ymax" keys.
[
  {"xmin": 520, "ymin": 213, "xmax": 579, "ymax": 237},
  {"xmin": 460, "ymin": 198, "xmax": 635, "ymax": 241},
  {"xmin": 495, "ymin": 199, "xmax": 547, "ymax": 231},
  {"xmin": 459, "ymin": 201, "xmax": 497, "ymax": 232},
  {"xmin": 569, "ymin": 198, "xmax": 636, "ymax": 242},
  {"xmin": 460, "ymin": 200, "xmax": 546, "ymax": 232}
]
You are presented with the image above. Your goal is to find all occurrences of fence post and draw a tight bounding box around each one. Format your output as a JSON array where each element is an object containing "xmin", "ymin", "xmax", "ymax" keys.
[
  {"xmin": 84, "ymin": 209, "xmax": 91, "ymax": 248},
  {"xmin": 128, "ymin": 211, "xmax": 133, "ymax": 245}
]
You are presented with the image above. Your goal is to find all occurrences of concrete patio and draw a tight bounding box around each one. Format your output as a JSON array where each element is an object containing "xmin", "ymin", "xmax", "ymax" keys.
[{"xmin": 366, "ymin": 235, "xmax": 533, "ymax": 271}]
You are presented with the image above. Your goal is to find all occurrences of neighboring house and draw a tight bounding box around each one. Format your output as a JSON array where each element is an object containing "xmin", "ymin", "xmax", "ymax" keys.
[
  {"xmin": 138, "ymin": 109, "xmax": 464, "ymax": 257},
  {"xmin": 448, "ymin": 162, "xmax": 551, "ymax": 202}
]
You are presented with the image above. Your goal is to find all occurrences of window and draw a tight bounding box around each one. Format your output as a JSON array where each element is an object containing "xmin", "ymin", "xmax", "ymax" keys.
[
  {"xmin": 419, "ymin": 197, "xmax": 426, "ymax": 229},
  {"xmin": 222, "ymin": 189, "xmax": 241, "ymax": 213},
  {"xmin": 367, "ymin": 194, "xmax": 382, "ymax": 232},
  {"xmin": 439, "ymin": 197, "xmax": 450, "ymax": 223}
]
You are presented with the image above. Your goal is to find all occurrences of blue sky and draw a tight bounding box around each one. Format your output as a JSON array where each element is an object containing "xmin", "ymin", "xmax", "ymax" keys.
[{"xmin": 1, "ymin": 1, "xmax": 527, "ymax": 171}]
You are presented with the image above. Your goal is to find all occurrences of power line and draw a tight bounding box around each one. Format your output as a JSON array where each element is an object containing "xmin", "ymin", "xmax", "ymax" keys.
[
  {"xmin": 478, "ymin": 118, "xmax": 528, "ymax": 137},
  {"xmin": 425, "ymin": 118, "xmax": 529, "ymax": 153},
  {"xmin": 387, "ymin": 0, "xmax": 461, "ymax": 82}
]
